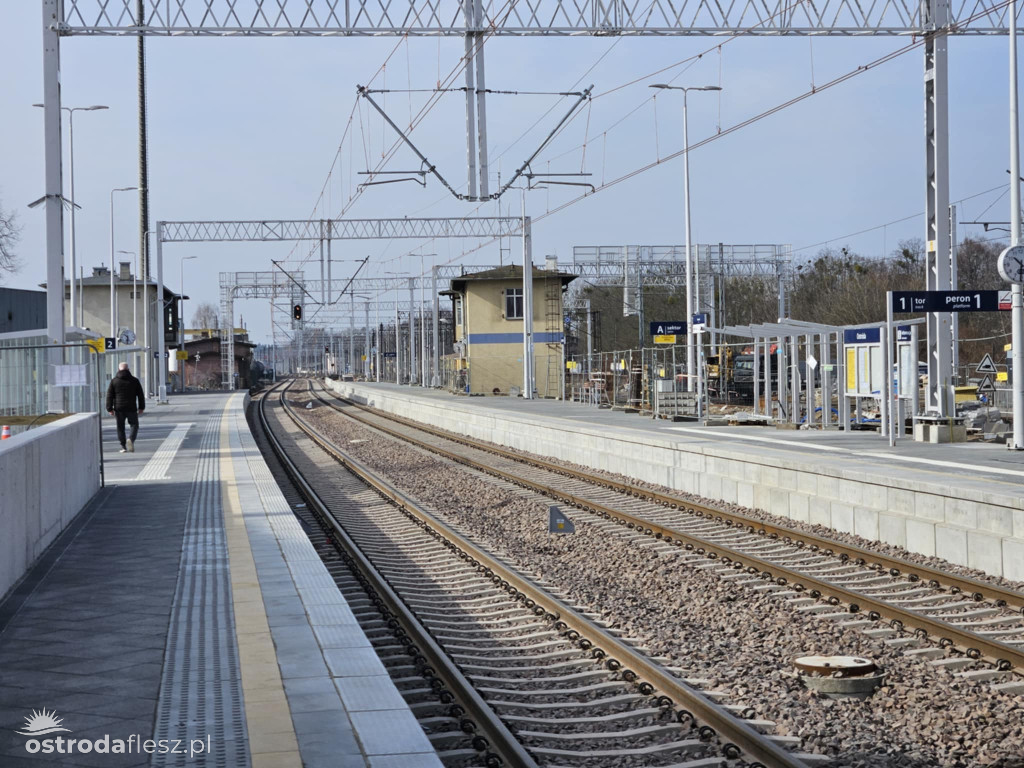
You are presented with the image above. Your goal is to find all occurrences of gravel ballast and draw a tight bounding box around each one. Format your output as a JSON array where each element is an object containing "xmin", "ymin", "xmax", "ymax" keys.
[{"xmin": 291, "ymin": 394, "xmax": 1024, "ymax": 768}]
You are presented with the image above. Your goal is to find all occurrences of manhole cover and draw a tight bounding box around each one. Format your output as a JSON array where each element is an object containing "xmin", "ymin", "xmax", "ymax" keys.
[{"xmin": 793, "ymin": 655, "xmax": 877, "ymax": 678}]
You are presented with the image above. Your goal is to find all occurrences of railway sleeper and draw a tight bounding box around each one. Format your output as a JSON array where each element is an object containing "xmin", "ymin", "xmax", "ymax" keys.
[
  {"xmin": 976, "ymin": 628, "xmax": 1024, "ymax": 638},
  {"xmin": 501, "ymin": 707, "xmax": 667, "ymax": 725},
  {"xmin": 475, "ymin": 679, "xmax": 624, "ymax": 696},
  {"xmin": 884, "ymin": 636, "xmax": 924, "ymax": 648},
  {"xmin": 426, "ymin": 730, "xmax": 479, "ymax": 748},
  {"xmin": 415, "ymin": 606, "xmax": 524, "ymax": 621},
  {"xmin": 902, "ymin": 647, "xmax": 947, "ymax": 660},
  {"xmin": 444, "ymin": 640, "xmax": 567, "ymax": 653},
  {"xmin": 450, "ymin": 649, "xmax": 582, "ymax": 664},
  {"xmin": 928, "ymin": 657, "xmax": 977, "ymax": 671},
  {"xmin": 434, "ymin": 748, "xmax": 479, "ymax": 760},
  {"xmin": 460, "ymin": 659, "xmax": 596, "ymax": 674},
  {"xmin": 955, "ymin": 668, "xmax": 1012, "ymax": 682},
  {"xmin": 489, "ymin": 693, "xmax": 646, "ymax": 711},
  {"xmin": 991, "ymin": 680, "xmax": 1024, "ymax": 694},
  {"xmin": 525, "ymin": 738, "xmax": 704, "ymax": 758},
  {"xmin": 431, "ymin": 627, "xmax": 556, "ymax": 642},
  {"xmin": 517, "ymin": 723, "xmax": 686, "ymax": 741},
  {"xmin": 404, "ymin": 597, "xmax": 521, "ymax": 611}
]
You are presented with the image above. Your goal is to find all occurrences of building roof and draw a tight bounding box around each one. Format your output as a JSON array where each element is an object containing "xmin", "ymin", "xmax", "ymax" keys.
[
  {"xmin": 41, "ymin": 266, "xmax": 180, "ymax": 298},
  {"xmin": 448, "ymin": 264, "xmax": 576, "ymax": 294},
  {"xmin": 182, "ymin": 335, "xmax": 256, "ymax": 358}
]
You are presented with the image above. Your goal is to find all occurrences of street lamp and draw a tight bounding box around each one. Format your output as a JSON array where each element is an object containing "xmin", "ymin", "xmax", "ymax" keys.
[
  {"xmin": 180, "ymin": 255, "xmax": 198, "ymax": 348},
  {"xmin": 34, "ymin": 103, "xmax": 108, "ymax": 327},
  {"xmin": 118, "ymin": 249, "xmax": 138, "ymax": 378},
  {"xmin": 385, "ymin": 272, "xmax": 407, "ymax": 384},
  {"xmin": 417, "ymin": 253, "xmax": 437, "ymax": 388},
  {"xmin": 118, "ymin": 250, "xmax": 137, "ymax": 338},
  {"xmin": 1008, "ymin": 0, "xmax": 1024, "ymax": 450},
  {"xmin": 649, "ymin": 84, "xmax": 721, "ymax": 394},
  {"xmin": 109, "ymin": 186, "xmax": 138, "ymax": 337}
]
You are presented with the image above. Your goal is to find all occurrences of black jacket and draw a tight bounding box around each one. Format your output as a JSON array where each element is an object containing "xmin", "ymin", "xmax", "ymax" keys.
[{"xmin": 106, "ymin": 370, "xmax": 145, "ymax": 412}]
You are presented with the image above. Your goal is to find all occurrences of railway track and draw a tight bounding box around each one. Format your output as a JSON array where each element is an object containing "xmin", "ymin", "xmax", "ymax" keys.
[
  {"xmin": 310, "ymin": 380, "xmax": 1024, "ymax": 689},
  {"xmin": 257, "ymin": 380, "xmax": 821, "ymax": 768}
]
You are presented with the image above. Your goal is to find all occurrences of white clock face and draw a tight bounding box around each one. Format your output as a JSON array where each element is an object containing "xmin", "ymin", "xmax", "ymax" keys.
[
  {"xmin": 119, "ymin": 329, "xmax": 137, "ymax": 345},
  {"xmin": 998, "ymin": 246, "xmax": 1024, "ymax": 284}
]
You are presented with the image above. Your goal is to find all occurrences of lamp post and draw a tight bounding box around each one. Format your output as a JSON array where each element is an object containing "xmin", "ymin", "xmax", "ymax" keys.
[
  {"xmin": 1010, "ymin": 0, "xmax": 1024, "ymax": 450},
  {"xmin": 34, "ymin": 103, "xmax": 108, "ymax": 328},
  {"xmin": 118, "ymin": 250, "xmax": 137, "ymax": 337},
  {"xmin": 109, "ymin": 186, "xmax": 137, "ymax": 337},
  {"xmin": 180, "ymin": 255, "xmax": 197, "ymax": 348},
  {"xmin": 649, "ymin": 84, "xmax": 721, "ymax": 393},
  {"xmin": 385, "ymin": 271, "xmax": 406, "ymax": 383},
  {"xmin": 417, "ymin": 253, "xmax": 437, "ymax": 388},
  {"xmin": 118, "ymin": 249, "xmax": 137, "ymax": 373}
]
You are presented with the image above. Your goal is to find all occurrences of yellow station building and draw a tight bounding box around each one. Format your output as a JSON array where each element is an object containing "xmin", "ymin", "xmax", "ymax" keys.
[{"xmin": 443, "ymin": 264, "xmax": 576, "ymax": 397}]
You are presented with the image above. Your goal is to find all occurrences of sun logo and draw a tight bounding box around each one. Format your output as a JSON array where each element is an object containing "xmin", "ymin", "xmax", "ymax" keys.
[{"xmin": 16, "ymin": 709, "xmax": 71, "ymax": 737}]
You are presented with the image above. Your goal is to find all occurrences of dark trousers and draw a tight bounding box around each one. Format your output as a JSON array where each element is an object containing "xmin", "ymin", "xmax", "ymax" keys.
[{"xmin": 115, "ymin": 409, "xmax": 139, "ymax": 447}]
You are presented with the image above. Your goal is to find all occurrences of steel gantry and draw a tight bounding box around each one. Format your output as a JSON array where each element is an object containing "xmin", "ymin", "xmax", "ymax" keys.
[
  {"xmin": 156, "ymin": 217, "xmax": 525, "ymax": 388},
  {"xmin": 40, "ymin": 0, "xmax": 1018, "ymax": 411},
  {"xmin": 572, "ymin": 243, "xmax": 791, "ymax": 350},
  {"xmin": 58, "ymin": 0, "xmax": 1016, "ymax": 35}
]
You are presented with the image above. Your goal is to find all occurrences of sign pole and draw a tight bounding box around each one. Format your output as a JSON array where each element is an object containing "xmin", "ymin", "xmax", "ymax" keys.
[
  {"xmin": 886, "ymin": 292, "xmax": 896, "ymax": 446},
  {"xmin": 1011, "ymin": 0, "xmax": 1024, "ymax": 449},
  {"xmin": 879, "ymin": 324, "xmax": 889, "ymax": 441}
]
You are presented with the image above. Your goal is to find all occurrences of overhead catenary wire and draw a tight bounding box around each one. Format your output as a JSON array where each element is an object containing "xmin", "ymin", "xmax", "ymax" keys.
[
  {"xmin": 296, "ymin": 0, "xmax": 781, "ymax": 277},
  {"xmin": 282, "ymin": 0, "xmax": 527, "ymax": 296},
  {"xmin": 791, "ymin": 183, "xmax": 1013, "ymax": 255},
  {"xmin": 409, "ymin": 0, "xmax": 1016, "ymax": 274},
  {"xmin": 289, "ymin": 0, "xmax": 1014, "ymax": 311}
]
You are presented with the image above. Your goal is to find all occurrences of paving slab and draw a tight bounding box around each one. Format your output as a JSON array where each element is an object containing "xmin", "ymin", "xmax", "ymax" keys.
[{"xmin": 0, "ymin": 391, "xmax": 434, "ymax": 768}]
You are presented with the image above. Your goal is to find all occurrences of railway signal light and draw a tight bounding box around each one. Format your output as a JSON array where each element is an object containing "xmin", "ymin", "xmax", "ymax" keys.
[{"xmin": 293, "ymin": 304, "xmax": 302, "ymax": 320}]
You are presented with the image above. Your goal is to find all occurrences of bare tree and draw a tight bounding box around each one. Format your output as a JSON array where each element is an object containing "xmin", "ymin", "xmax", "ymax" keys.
[
  {"xmin": 191, "ymin": 302, "xmax": 219, "ymax": 332},
  {"xmin": 0, "ymin": 197, "xmax": 21, "ymax": 279}
]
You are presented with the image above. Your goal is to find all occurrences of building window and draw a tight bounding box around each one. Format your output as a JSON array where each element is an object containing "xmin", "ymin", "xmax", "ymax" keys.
[
  {"xmin": 505, "ymin": 288, "xmax": 523, "ymax": 320},
  {"xmin": 454, "ymin": 297, "xmax": 463, "ymax": 328}
]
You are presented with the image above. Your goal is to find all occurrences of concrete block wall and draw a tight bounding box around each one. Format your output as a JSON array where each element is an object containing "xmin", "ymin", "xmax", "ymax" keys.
[
  {"xmin": 329, "ymin": 381, "xmax": 1024, "ymax": 581},
  {"xmin": 0, "ymin": 414, "xmax": 101, "ymax": 600}
]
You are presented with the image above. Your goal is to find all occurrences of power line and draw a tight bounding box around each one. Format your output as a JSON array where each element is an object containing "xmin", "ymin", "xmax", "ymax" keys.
[{"xmin": 422, "ymin": 0, "xmax": 1014, "ymax": 272}]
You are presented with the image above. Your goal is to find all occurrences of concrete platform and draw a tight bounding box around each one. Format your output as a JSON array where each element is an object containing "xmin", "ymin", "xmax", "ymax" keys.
[
  {"xmin": 0, "ymin": 392, "xmax": 437, "ymax": 768},
  {"xmin": 329, "ymin": 380, "xmax": 1024, "ymax": 582}
]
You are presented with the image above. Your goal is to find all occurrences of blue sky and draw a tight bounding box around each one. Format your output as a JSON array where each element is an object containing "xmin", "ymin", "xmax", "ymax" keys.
[{"xmin": 0, "ymin": 2, "xmax": 1017, "ymax": 343}]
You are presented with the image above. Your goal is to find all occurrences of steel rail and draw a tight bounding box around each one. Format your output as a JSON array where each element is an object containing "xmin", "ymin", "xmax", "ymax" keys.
[
  {"xmin": 257, "ymin": 382, "xmax": 540, "ymax": 768},
  {"xmin": 320, "ymin": 385, "xmax": 1024, "ymax": 612},
  {"xmin": 313, "ymin": 384, "xmax": 1024, "ymax": 672},
  {"xmin": 281, "ymin": 382, "xmax": 809, "ymax": 768}
]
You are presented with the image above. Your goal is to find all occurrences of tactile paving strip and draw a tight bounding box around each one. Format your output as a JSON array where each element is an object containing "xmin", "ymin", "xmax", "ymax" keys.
[{"xmin": 152, "ymin": 417, "xmax": 249, "ymax": 768}]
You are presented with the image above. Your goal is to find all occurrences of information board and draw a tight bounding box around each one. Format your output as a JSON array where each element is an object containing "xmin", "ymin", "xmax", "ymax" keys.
[
  {"xmin": 649, "ymin": 321, "xmax": 685, "ymax": 336},
  {"xmin": 843, "ymin": 326, "xmax": 883, "ymax": 397}
]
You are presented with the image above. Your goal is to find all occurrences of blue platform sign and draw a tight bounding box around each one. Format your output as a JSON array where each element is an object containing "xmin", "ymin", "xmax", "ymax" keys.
[
  {"xmin": 892, "ymin": 290, "xmax": 1006, "ymax": 313},
  {"xmin": 843, "ymin": 327, "xmax": 881, "ymax": 344},
  {"xmin": 649, "ymin": 321, "xmax": 686, "ymax": 336},
  {"xmin": 896, "ymin": 325, "xmax": 912, "ymax": 342}
]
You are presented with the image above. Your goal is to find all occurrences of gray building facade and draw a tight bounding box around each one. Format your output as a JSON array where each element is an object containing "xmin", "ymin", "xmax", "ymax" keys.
[{"xmin": 0, "ymin": 288, "xmax": 47, "ymax": 334}]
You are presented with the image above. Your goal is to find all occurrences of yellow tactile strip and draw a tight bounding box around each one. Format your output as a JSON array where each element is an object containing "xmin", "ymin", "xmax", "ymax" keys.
[{"xmin": 220, "ymin": 396, "xmax": 303, "ymax": 768}]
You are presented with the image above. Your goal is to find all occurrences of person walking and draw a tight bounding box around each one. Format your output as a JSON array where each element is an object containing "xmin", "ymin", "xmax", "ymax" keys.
[{"xmin": 106, "ymin": 362, "xmax": 145, "ymax": 453}]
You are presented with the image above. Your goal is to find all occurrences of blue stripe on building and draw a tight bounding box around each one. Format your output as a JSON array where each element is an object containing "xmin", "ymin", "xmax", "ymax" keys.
[{"xmin": 467, "ymin": 332, "xmax": 564, "ymax": 344}]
